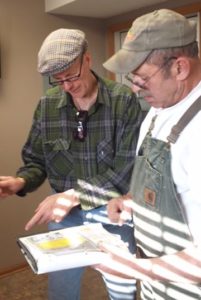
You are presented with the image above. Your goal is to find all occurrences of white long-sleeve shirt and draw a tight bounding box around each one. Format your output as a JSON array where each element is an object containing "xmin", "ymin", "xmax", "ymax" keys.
[{"xmin": 137, "ymin": 81, "xmax": 201, "ymax": 245}]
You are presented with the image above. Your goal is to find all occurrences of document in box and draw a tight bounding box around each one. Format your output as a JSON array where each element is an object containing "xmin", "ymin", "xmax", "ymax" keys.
[{"xmin": 17, "ymin": 223, "xmax": 129, "ymax": 274}]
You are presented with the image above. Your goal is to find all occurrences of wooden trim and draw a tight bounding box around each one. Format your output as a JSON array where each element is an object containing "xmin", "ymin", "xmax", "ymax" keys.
[
  {"xmin": 106, "ymin": 21, "xmax": 132, "ymax": 80},
  {"xmin": 174, "ymin": 2, "xmax": 201, "ymax": 15},
  {"xmin": 106, "ymin": 2, "xmax": 201, "ymax": 79},
  {"xmin": 175, "ymin": 2, "xmax": 201, "ymax": 58},
  {"xmin": 0, "ymin": 263, "xmax": 28, "ymax": 278},
  {"xmin": 199, "ymin": 11, "xmax": 201, "ymax": 57}
]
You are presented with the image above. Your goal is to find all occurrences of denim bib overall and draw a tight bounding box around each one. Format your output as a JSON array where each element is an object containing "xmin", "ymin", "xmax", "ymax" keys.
[{"xmin": 130, "ymin": 97, "xmax": 201, "ymax": 299}]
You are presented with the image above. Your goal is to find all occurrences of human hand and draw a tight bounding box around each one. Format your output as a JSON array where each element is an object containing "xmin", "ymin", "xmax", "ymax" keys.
[
  {"xmin": 25, "ymin": 189, "xmax": 80, "ymax": 230},
  {"xmin": 107, "ymin": 193, "xmax": 134, "ymax": 225},
  {"xmin": 95, "ymin": 244, "xmax": 201, "ymax": 284},
  {"xmin": 93, "ymin": 242, "xmax": 137, "ymax": 279},
  {"xmin": 0, "ymin": 176, "xmax": 25, "ymax": 198}
]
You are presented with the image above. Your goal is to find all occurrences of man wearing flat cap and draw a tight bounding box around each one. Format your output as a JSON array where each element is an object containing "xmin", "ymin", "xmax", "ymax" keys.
[
  {"xmin": 97, "ymin": 8, "xmax": 201, "ymax": 300},
  {"xmin": 0, "ymin": 29, "xmax": 143, "ymax": 299}
]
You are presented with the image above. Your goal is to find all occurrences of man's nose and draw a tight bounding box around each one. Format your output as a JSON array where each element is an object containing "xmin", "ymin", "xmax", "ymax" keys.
[
  {"xmin": 131, "ymin": 84, "xmax": 141, "ymax": 94},
  {"xmin": 62, "ymin": 81, "xmax": 73, "ymax": 91}
]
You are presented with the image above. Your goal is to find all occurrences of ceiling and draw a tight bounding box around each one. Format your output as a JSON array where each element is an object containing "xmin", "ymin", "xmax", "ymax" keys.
[{"xmin": 45, "ymin": 0, "xmax": 169, "ymax": 19}]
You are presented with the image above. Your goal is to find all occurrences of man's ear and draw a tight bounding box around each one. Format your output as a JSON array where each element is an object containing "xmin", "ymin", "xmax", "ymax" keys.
[
  {"xmin": 85, "ymin": 52, "xmax": 92, "ymax": 68},
  {"xmin": 175, "ymin": 57, "xmax": 190, "ymax": 80}
]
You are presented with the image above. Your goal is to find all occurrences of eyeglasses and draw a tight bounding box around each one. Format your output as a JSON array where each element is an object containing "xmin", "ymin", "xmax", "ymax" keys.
[
  {"xmin": 125, "ymin": 56, "xmax": 177, "ymax": 89},
  {"xmin": 73, "ymin": 110, "xmax": 88, "ymax": 142},
  {"xmin": 49, "ymin": 54, "xmax": 84, "ymax": 87}
]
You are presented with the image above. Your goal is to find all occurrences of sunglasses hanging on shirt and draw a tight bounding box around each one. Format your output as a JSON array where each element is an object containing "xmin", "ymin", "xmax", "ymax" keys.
[{"xmin": 73, "ymin": 110, "xmax": 88, "ymax": 142}]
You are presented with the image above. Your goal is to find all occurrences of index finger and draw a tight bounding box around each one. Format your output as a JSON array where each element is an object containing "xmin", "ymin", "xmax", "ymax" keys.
[
  {"xmin": 25, "ymin": 212, "xmax": 43, "ymax": 231},
  {"xmin": 0, "ymin": 178, "xmax": 9, "ymax": 186},
  {"xmin": 0, "ymin": 176, "xmax": 11, "ymax": 181}
]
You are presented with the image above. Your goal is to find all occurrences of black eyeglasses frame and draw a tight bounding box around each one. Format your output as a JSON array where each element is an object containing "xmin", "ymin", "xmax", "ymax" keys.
[{"xmin": 49, "ymin": 53, "xmax": 84, "ymax": 87}]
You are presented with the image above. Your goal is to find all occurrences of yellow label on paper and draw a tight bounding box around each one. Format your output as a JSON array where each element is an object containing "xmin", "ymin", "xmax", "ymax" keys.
[
  {"xmin": 39, "ymin": 238, "xmax": 70, "ymax": 250},
  {"xmin": 38, "ymin": 236, "xmax": 85, "ymax": 250}
]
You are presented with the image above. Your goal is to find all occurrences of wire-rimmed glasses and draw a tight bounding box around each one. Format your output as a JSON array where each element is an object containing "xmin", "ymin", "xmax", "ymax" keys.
[{"xmin": 125, "ymin": 56, "xmax": 177, "ymax": 89}]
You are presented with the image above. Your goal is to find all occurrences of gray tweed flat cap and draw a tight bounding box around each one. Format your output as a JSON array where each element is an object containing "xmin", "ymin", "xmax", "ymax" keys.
[{"xmin": 38, "ymin": 28, "xmax": 88, "ymax": 76}]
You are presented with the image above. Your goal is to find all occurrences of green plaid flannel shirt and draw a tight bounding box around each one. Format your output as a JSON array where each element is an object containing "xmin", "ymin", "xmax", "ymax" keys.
[{"xmin": 16, "ymin": 73, "xmax": 142, "ymax": 210}]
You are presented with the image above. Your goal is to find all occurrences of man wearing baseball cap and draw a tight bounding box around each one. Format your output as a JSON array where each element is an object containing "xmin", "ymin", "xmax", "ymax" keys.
[
  {"xmin": 0, "ymin": 29, "xmax": 142, "ymax": 299},
  {"xmin": 99, "ymin": 9, "xmax": 201, "ymax": 299}
]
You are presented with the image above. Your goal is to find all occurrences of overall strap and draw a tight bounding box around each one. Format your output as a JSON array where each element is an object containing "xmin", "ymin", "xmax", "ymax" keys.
[{"xmin": 167, "ymin": 96, "xmax": 201, "ymax": 144}]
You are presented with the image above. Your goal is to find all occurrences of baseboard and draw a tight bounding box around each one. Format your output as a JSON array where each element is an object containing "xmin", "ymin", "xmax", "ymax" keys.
[{"xmin": 0, "ymin": 263, "xmax": 28, "ymax": 278}]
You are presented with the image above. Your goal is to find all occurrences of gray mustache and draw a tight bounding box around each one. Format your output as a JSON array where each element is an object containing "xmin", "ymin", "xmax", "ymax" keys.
[{"xmin": 136, "ymin": 90, "xmax": 152, "ymax": 98}]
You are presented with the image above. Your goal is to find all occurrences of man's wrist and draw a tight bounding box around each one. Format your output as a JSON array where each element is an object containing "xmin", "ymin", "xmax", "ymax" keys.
[
  {"xmin": 16, "ymin": 177, "xmax": 26, "ymax": 197},
  {"xmin": 63, "ymin": 189, "xmax": 80, "ymax": 207},
  {"xmin": 17, "ymin": 177, "xmax": 26, "ymax": 188},
  {"xmin": 72, "ymin": 189, "xmax": 80, "ymax": 207}
]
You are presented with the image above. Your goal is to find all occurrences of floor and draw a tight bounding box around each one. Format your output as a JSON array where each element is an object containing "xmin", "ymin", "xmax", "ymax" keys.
[
  {"xmin": 0, "ymin": 267, "xmax": 107, "ymax": 300},
  {"xmin": 0, "ymin": 266, "xmax": 140, "ymax": 299}
]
